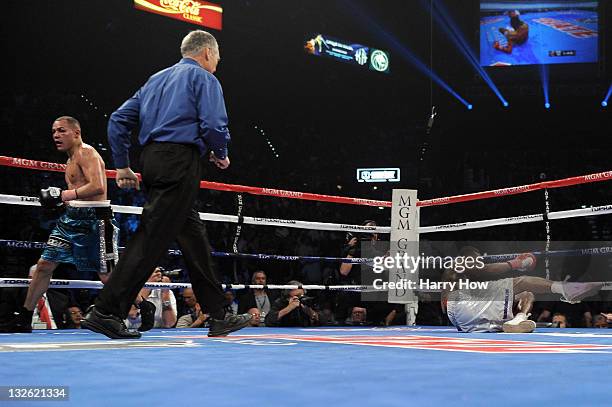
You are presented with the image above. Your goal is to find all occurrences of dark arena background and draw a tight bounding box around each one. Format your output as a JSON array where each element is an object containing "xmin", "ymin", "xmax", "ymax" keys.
[{"xmin": 1, "ymin": 1, "xmax": 611, "ymax": 406}]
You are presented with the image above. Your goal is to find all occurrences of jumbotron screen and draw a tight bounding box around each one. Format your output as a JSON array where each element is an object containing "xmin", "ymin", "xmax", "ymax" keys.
[
  {"xmin": 304, "ymin": 34, "xmax": 390, "ymax": 74},
  {"xmin": 480, "ymin": 1, "xmax": 598, "ymax": 66}
]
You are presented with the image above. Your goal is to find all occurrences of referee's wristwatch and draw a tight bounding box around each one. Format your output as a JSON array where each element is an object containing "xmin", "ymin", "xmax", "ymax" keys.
[{"xmin": 162, "ymin": 300, "xmax": 172, "ymax": 311}]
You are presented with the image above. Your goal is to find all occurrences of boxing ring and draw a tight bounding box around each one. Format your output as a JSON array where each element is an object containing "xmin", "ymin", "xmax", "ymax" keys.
[
  {"xmin": 1, "ymin": 155, "xmax": 612, "ymax": 406},
  {"xmin": 1, "ymin": 328, "xmax": 612, "ymax": 406}
]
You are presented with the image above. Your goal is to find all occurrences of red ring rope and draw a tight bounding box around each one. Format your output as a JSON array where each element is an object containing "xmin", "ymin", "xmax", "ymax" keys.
[{"xmin": 1, "ymin": 155, "xmax": 611, "ymax": 208}]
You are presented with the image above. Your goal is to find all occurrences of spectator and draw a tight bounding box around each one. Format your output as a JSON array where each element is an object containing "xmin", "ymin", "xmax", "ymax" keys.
[
  {"xmin": 247, "ymin": 307, "xmax": 262, "ymax": 327},
  {"xmin": 176, "ymin": 303, "xmax": 209, "ymax": 328},
  {"xmin": 344, "ymin": 306, "xmax": 371, "ymax": 326},
  {"xmin": 132, "ymin": 267, "xmax": 177, "ymax": 329},
  {"xmin": 335, "ymin": 221, "xmax": 382, "ymax": 322},
  {"xmin": 593, "ymin": 314, "xmax": 608, "ymax": 328},
  {"xmin": 552, "ymin": 313, "xmax": 569, "ymax": 328},
  {"xmin": 339, "ymin": 221, "xmax": 379, "ymax": 283},
  {"xmin": 536, "ymin": 301, "xmax": 592, "ymax": 327},
  {"xmin": 63, "ymin": 305, "xmax": 83, "ymax": 329},
  {"xmin": 179, "ymin": 287, "xmax": 198, "ymax": 319},
  {"xmin": 238, "ymin": 271, "xmax": 278, "ymax": 324},
  {"xmin": 265, "ymin": 281, "xmax": 320, "ymax": 327},
  {"xmin": 224, "ymin": 290, "xmax": 238, "ymax": 315}
]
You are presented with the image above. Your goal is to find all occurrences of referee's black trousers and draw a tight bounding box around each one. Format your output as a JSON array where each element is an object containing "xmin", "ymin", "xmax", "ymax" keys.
[{"xmin": 96, "ymin": 142, "xmax": 225, "ymax": 320}]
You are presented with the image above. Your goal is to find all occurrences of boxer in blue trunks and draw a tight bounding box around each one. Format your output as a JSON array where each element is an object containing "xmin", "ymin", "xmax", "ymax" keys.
[{"xmin": 3, "ymin": 116, "xmax": 117, "ymax": 333}]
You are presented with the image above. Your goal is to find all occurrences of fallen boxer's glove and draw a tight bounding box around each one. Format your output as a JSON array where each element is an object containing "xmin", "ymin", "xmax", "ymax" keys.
[{"xmin": 507, "ymin": 253, "xmax": 537, "ymax": 271}]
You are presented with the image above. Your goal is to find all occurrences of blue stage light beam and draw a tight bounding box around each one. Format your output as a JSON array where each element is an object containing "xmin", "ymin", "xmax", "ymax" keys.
[
  {"xmin": 603, "ymin": 84, "xmax": 611, "ymax": 107},
  {"xmin": 342, "ymin": 0, "xmax": 472, "ymax": 109},
  {"xmin": 422, "ymin": 0, "xmax": 508, "ymax": 107},
  {"xmin": 540, "ymin": 64, "xmax": 550, "ymax": 109}
]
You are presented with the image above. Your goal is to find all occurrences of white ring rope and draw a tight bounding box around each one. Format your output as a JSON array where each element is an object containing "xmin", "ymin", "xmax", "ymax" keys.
[
  {"xmin": 0, "ymin": 278, "xmax": 370, "ymax": 291},
  {"xmin": 2, "ymin": 194, "xmax": 611, "ymax": 234},
  {"xmin": 0, "ymin": 194, "xmax": 389, "ymax": 234},
  {"xmin": 1, "ymin": 278, "xmax": 611, "ymax": 292}
]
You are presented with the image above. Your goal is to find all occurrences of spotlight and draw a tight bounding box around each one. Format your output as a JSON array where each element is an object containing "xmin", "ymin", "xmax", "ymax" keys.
[
  {"xmin": 467, "ymin": 104, "xmax": 473, "ymax": 110},
  {"xmin": 503, "ymin": 101, "xmax": 509, "ymax": 107},
  {"xmin": 602, "ymin": 84, "xmax": 611, "ymax": 107},
  {"xmin": 540, "ymin": 64, "xmax": 550, "ymax": 111}
]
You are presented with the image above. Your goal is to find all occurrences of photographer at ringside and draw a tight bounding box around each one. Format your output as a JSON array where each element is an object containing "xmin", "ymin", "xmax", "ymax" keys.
[
  {"xmin": 339, "ymin": 221, "xmax": 379, "ymax": 282},
  {"xmin": 264, "ymin": 281, "xmax": 321, "ymax": 327},
  {"xmin": 127, "ymin": 267, "xmax": 177, "ymax": 329},
  {"xmin": 333, "ymin": 220, "xmax": 382, "ymax": 322}
]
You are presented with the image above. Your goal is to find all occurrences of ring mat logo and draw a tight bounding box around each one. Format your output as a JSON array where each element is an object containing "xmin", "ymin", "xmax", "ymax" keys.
[{"xmin": 206, "ymin": 334, "xmax": 612, "ymax": 354}]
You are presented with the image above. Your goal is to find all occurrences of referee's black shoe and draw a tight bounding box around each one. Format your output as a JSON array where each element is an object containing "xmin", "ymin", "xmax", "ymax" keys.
[
  {"xmin": 208, "ymin": 313, "xmax": 252, "ymax": 337},
  {"xmin": 0, "ymin": 307, "xmax": 33, "ymax": 333},
  {"xmin": 81, "ymin": 305, "xmax": 141, "ymax": 339}
]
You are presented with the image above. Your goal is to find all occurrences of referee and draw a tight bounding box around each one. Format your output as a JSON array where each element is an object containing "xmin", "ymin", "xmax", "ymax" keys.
[{"xmin": 82, "ymin": 30, "xmax": 252, "ymax": 338}]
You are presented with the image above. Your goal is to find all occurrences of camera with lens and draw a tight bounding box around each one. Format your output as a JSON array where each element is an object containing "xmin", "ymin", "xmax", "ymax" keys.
[
  {"xmin": 345, "ymin": 231, "xmax": 374, "ymax": 242},
  {"xmin": 297, "ymin": 295, "xmax": 315, "ymax": 305},
  {"xmin": 345, "ymin": 220, "xmax": 377, "ymax": 243},
  {"xmin": 158, "ymin": 267, "xmax": 180, "ymax": 278}
]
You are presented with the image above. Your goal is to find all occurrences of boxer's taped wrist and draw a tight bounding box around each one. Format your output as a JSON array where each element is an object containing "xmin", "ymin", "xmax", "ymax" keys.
[{"xmin": 61, "ymin": 189, "xmax": 78, "ymax": 202}]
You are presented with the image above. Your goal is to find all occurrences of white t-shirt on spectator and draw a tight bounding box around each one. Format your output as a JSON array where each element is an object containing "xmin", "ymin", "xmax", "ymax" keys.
[{"xmin": 124, "ymin": 289, "xmax": 177, "ymax": 329}]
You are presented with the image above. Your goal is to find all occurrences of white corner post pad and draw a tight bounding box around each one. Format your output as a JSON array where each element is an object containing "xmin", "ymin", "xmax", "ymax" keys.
[{"xmin": 388, "ymin": 189, "xmax": 419, "ymax": 325}]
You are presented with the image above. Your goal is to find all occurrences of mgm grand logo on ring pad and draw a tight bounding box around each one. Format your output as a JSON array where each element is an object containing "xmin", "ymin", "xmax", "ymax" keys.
[{"xmin": 46, "ymin": 236, "xmax": 71, "ymax": 250}]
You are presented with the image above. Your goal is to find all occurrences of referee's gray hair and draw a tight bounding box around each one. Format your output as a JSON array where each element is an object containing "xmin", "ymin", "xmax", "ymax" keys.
[{"xmin": 180, "ymin": 30, "xmax": 218, "ymax": 57}]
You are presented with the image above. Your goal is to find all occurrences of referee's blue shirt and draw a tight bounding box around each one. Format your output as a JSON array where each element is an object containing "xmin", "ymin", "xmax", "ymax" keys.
[{"xmin": 107, "ymin": 58, "xmax": 230, "ymax": 169}]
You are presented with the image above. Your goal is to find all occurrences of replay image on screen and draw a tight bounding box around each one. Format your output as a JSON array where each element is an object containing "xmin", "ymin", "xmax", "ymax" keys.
[{"xmin": 480, "ymin": 0, "xmax": 598, "ymax": 66}]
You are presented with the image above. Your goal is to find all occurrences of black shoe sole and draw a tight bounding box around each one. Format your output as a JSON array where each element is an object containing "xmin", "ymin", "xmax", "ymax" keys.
[
  {"xmin": 208, "ymin": 317, "xmax": 252, "ymax": 337},
  {"xmin": 81, "ymin": 318, "xmax": 141, "ymax": 340}
]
